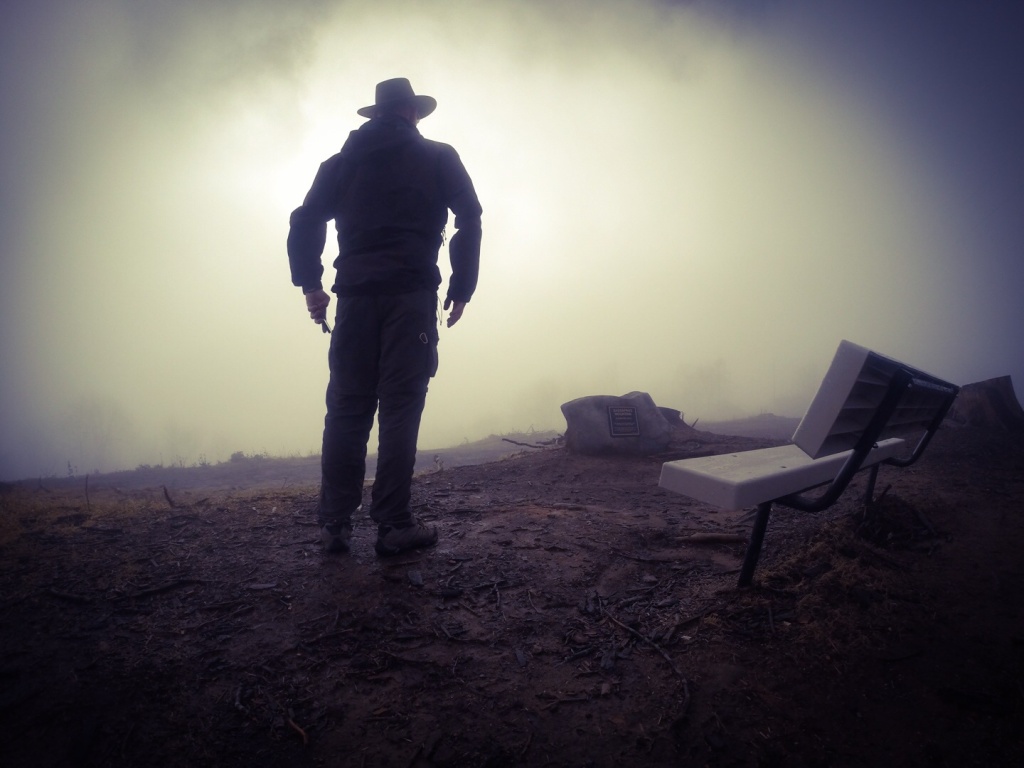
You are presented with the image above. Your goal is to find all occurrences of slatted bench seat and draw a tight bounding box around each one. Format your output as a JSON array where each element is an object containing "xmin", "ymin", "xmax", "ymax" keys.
[
  {"xmin": 659, "ymin": 439, "xmax": 908, "ymax": 511},
  {"xmin": 659, "ymin": 340, "xmax": 960, "ymax": 587}
]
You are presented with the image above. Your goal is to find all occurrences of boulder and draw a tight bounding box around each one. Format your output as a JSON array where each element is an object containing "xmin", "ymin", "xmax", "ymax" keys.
[
  {"xmin": 945, "ymin": 376, "xmax": 1024, "ymax": 431},
  {"xmin": 560, "ymin": 391, "xmax": 674, "ymax": 456},
  {"xmin": 657, "ymin": 407, "xmax": 686, "ymax": 427}
]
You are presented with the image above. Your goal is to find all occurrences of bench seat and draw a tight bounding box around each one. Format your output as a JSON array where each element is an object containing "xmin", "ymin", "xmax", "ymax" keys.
[
  {"xmin": 657, "ymin": 340, "xmax": 959, "ymax": 586},
  {"xmin": 658, "ymin": 438, "xmax": 906, "ymax": 511}
]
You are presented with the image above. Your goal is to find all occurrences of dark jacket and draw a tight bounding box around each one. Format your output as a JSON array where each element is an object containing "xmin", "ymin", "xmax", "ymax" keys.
[{"xmin": 288, "ymin": 116, "xmax": 482, "ymax": 302}]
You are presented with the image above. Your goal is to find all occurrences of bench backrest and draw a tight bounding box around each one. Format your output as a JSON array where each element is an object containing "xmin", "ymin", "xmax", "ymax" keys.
[{"xmin": 792, "ymin": 340, "xmax": 959, "ymax": 460}]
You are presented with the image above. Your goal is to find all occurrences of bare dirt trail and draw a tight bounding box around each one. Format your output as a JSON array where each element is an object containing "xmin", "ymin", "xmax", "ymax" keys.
[{"xmin": 0, "ymin": 425, "xmax": 1022, "ymax": 767}]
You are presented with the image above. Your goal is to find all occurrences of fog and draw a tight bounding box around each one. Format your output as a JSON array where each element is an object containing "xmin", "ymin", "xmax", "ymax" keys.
[{"xmin": 2, "ymin": 0, "xmax": 1022, "ymax": 480}]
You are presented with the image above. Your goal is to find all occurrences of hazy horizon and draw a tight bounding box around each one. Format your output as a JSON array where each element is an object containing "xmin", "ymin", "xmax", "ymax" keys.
[{"xmin": 2, "ymin": 0, "xmax": 1022, "ymax": 480}]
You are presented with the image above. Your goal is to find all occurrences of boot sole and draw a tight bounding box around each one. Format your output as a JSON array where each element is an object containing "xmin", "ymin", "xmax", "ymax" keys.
[{"xmin": 374, "ymin": 536, "xmax": 438, "ymax": 558}]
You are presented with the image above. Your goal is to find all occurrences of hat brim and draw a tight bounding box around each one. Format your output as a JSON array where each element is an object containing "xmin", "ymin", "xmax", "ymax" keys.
[{"xmin": 357, "ymin": 94, "xmax": 437, "ymax": 119}]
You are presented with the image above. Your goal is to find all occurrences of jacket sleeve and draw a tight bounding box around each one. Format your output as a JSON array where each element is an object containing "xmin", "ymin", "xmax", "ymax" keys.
[
  {"xmin": 438, "ymin": 146, "xmax": 482, "ymax": 303},
  {"xmin": 287, "ymin": 154, "xmax": 343, "ymax": 292}
]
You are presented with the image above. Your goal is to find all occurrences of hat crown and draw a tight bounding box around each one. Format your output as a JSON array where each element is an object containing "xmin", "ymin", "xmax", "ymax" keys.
[{"xmin": 375, "ymin": 78, "xmax": 416, "ymax": 105}]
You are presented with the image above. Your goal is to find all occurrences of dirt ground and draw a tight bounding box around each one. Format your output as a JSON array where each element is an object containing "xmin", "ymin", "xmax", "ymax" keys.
[{"xmin": 1, "ymin": 424, "xmax": 1022, "ymax": 767}]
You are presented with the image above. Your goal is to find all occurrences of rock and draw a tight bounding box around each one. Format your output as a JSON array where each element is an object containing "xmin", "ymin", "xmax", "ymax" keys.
[
  {"xmin": 657, "ymin": 407, "xmax": 685, "ymax": 427},
  {"xmin": 560, "ymin": 391, "xmax": 673, "ymax": 456},
  {"xmin": 945, "ymin": 376, "xmax": 1024, "ymax": 431}
]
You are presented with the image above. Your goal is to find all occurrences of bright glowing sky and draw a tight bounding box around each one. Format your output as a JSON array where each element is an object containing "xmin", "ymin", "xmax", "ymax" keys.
[{"xmin": 2, "ymin": 0, "xmax": 1022, "ymax": 479}]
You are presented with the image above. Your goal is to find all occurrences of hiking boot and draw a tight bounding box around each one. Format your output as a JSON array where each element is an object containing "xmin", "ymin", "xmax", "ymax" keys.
[
  {"xmin": 374, "ymin": 519, "xmax": 438, "ymax": 557},
  {"xmin": 320, "ymin": 523, "xmax": 352, "ymax": 554}
]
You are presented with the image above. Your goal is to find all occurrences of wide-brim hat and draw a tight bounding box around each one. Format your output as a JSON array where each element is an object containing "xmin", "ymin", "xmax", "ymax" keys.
[{"xmin": 357, "ymin": 78, "xmax": 437, "ymax": 119}]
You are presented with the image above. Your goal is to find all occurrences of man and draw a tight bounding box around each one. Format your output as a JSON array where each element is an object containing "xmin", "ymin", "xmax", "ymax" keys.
[{"xmin": 287, "ymin": 78, "xmax": 482, "ymax": 557}]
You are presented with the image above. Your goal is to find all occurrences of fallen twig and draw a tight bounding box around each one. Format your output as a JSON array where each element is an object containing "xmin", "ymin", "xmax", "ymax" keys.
[
  {"xmin": 245, "ymin": 582, "xmax": 278, "ymax": 591},
  {"xmin": 611, "ymin": 550, "xmax": 695, "ymax": 566},
  {"xmin": 603, "ymin": 609, "xmax": 686, "ymax": 679},
  {"xmin": 527, "ymin": 590, "xmax": 541, "ymax": 612},
  {"xmin": 122, "ymin": 578, "xmax": 204, "ymax": 600},
  {"xmin": 912, "ymin": 506, "xmax": 938, "ymax": 537},
  {"xmin": 191, "ymin": 606, "xmax": 253, "ymax": 633},
  {"xmin": 874, "ymin": 484, "xmax": 892, "ymax": 507},
  {"xmin": 471, "ymin": 579, "xmax": 520, "ymax": 591},
  {"xmin": 501, "ymin": 438, "xmax": 547, "ymax": 449},
  {"xmin": 539, "ymin": 693, "xmax": 590, "ymax": 711},
  {"xmin": 679, "ymin": 678, "xmax": 691, "ymax": 717},
  {"xmin": 681, "ymin": 533, "xmax": 748, "ymax": 545},
  {"xmin": 559, "ymin": 646, "xmax": 595, "ymax": 664},
  {"xmin": 233, "ymin": 686, "xmax": 248, "ymax": 714},
  {"xmin": 300, "ymin": 629, "xmax": 353, "ymax": 647},
  {"xmin": 287, "ymin": 717, "xmax": 308, "ymax": 746},
  {"xmin": 518, "ymin": 730, "xmax": 533, "ymax": 760}
]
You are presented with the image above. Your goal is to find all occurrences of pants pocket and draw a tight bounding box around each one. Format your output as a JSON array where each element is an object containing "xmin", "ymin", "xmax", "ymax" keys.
[{"xmin": 419, "ymin": 326, "xmax": 439, "ymax": 378}]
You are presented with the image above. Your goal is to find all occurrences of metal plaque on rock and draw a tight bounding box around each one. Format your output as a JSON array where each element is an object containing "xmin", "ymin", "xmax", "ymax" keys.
[{"xmin": 607, "ymin": 406, "xmax": 640, "ymax": 437}]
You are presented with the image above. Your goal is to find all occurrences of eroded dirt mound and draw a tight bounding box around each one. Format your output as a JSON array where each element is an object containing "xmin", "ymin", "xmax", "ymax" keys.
[{"xmin": 0, "ymin": 427, "xmax": 1022, "ymax": 767}]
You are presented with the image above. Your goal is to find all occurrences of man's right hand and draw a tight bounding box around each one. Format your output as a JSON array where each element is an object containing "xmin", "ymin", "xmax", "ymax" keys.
[{"xmin": 304, "ymin": 289, "xmax": 331, "ymax": 324}]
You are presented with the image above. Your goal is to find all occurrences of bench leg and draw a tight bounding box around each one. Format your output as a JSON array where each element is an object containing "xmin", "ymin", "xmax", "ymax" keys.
[
  {"xmin": 738, "ymin": 502, "xmax": 773, "ymax": 587},
  {"xmin": 864, "ymin": 464, "xmax": 881, "ymax": 505}
]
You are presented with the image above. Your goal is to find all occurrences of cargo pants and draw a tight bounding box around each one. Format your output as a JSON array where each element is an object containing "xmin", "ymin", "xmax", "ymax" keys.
[{"xmin": 318, "ymin": 289, "xmax": 438, "ymax": 530}]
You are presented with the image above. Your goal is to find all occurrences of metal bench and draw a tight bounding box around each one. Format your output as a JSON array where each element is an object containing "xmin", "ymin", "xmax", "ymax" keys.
[{"xmin": 659, "ymin": 340, "xmax": 960, "ymax": 587}]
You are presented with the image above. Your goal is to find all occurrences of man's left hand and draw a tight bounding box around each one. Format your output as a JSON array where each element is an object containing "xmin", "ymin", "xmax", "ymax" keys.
[{"xmin": 443, "ymin": 298, "xmax": 466, "ymax": 327}]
